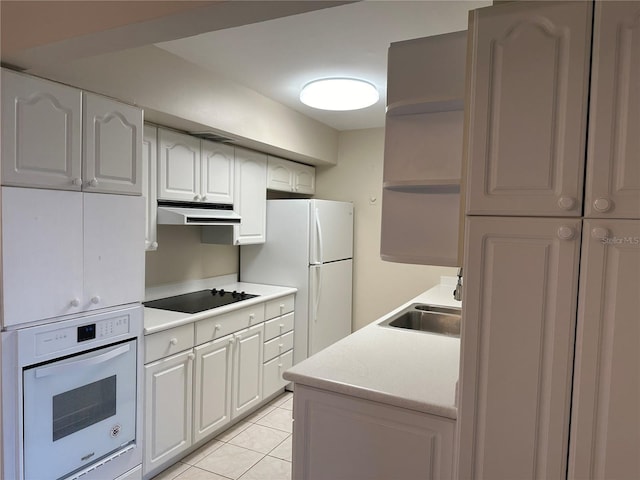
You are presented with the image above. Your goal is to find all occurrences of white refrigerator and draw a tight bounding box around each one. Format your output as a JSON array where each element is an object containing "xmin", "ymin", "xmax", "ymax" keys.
[{"xmin": 240, "ymin": 199, "xmax": 353, "ymax": 364}]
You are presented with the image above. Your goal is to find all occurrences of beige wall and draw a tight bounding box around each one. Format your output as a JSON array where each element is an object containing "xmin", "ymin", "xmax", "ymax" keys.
[
  {"xmin": 315, "ymin": 128, "xmax": 457, "ymax": 330},
  {"xmin": 145, "ymin": 225, "xmax": 238, "ymax": 287}
]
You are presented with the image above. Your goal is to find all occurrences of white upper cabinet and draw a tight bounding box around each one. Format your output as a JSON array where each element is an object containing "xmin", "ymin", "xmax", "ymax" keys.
[
  {"xmin": 464, "ymin": 1, "xmax": 592, "ymax": 216},
  {"xmin": 1, "ymin": 69, "xmax": 82, "ymax": 190},
  {"xmin": 157, "ymin": 129, "xmax": 201, "ymax": 202},
  {"xmin": 233, "ymin": 148, "xmax": 267, "ymax": 245},
  {"xmin": 83, "ymin": 93, "xmax": 143, "ymax": 195},
  {"xmin": 267, "ymin": 156, "xmax": 315, "ymax": 195},
  {"xmin": 201, "ymin": 140, "xmax": 234, "ymax": 204},
  {"xmin": 584, "ymin": 1, "xmax": 640, "ymax": 219},
  {"xmin": 1, "ymin": 187, "xmax": 144, "ymax": 327},
  {"xmin": 1, "ymin": 69, "xmax": 143, "ymax": 195},
  {"xmin": 142, "ymin": 125, "xmax": 158, "ymax": 251},
  {"xmin": 569, "ymin": 219, "xmax": 640, "ymax": 479}
]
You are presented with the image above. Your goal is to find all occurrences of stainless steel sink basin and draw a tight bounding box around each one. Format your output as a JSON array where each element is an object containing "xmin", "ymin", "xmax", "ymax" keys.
[{"xmin": 379, "ymin": 303, "xmax": 461, "ymax": 337}]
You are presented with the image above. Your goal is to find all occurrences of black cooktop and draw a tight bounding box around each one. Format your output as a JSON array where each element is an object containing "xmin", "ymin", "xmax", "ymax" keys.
[{"xmin": 144, "ymin": 289, "xmax": 258, "ymax": 314}]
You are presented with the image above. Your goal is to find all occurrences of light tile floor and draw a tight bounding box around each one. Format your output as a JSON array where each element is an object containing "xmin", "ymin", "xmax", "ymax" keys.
[{"xmin": 152, "ymin": 392, "xmax": 293, "ymax": 480}]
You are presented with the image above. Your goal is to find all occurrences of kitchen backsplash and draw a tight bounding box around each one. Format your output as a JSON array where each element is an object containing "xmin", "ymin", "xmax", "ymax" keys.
[{"xmin": 145, "ymin": 225, "xmax": 238, "ymax": 287}]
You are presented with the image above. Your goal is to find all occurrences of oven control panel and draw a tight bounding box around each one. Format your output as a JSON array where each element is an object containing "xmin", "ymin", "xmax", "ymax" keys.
[{"xmin": 35, "ymin": 315, "xmax": 130, "ymax": 356}]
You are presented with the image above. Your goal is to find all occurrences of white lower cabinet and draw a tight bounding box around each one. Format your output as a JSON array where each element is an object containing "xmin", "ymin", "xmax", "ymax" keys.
[
  {"xmin": 292, "ymin": 385, "xmax": 455, "ymax": 480},
  {"xmin": 144, "ymin": 295, "xmax": 294, "ymax": 478},
  {"xmin": 144, "ymin": 349, "xmax": 194, "ymax": 474}
]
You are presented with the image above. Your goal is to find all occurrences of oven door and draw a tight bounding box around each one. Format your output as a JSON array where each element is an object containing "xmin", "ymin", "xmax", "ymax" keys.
[{"xmin": 23, "ymin": 339, "xmax": 137, "ymax": 480}]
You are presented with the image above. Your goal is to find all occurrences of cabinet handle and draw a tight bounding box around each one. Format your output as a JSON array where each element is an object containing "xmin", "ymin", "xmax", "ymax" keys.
[
  {"xmin": 278, "ymin": 363, "xmax": 283, "ymax": 369},
  {"xmin": 90, "ymin": 295, "xmax": 101, "ymax": 305},
  {"xmin": 70, "ymin": 298, "xmax": 80, "ymax": 308},
  {"xmin": 72, "ymin": 178, "xmax": 82, "ymax": 187},
  {"xmin": 194, "ymin": 194, "xmax": 201, "ymax": 201},
  {"xmin": 202, "ymin": 195, "xmax": 208, "ymax": 201},
  {"xmin": 188, "ymin": 352, "xmax": 195, "ymax": 361},
  {"xmin": 151, "ymin": 241, "xmax": 158, "ymax": 249},
  {"xmin": 279, "ymin": 323, "xmax": 285, "ymax": 330},
  {"xmin": 278, "ymin": 343, "xmax": 284, "ymax": 349},
  {"xmin": 229, "ymin": 337, "xmax": 235, "ymax": 344},
  {"xmin": 88, "ymin": 178, "xmax": 98, "ymax": 187},
  {"xmin": 169, "ymin": 338, "xmax": 178, "ymax": 346},
  {"xmin": 249, "ymin": 314, "xmax": 255, "ymax": 321},
  {"xmin": 591, "ymin": 227, "xmax": 610, "ymax": 240},
  {"xmin": 593, "ymin": 197, "xmax": 612, "ymax": 213},
  {"xmin": 557, "ymin": 226, "xmax": 575, "ymax": 241},
  {"xmin": 557, "ymin": 196, "xmax": 576, "ymax": 210},
  {"xmin": 214, "ymin": 324, "xmax": 221, "ymax": 331},
  {"xmin": 280, "ymin": 304, "xmax": 285, "ymax": 313}
]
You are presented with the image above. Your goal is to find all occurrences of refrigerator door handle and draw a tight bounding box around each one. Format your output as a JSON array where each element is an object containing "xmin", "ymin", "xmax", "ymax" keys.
[
  {"xmin": 314, "ymin": 208, "xmax": 324, "ymax": 265},
  {"xmin": 311, "ymin": 264, "xmax": 322, "ymax": 322}
]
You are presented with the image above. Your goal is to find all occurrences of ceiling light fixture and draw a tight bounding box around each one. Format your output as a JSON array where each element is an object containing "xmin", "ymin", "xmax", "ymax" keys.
[{"xmin": 299, "ymin": 78, "xmax": 379, "ymax": 111}]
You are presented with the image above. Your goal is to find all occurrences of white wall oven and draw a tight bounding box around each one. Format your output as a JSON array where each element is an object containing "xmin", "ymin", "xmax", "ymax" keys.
[{"xmin": 2, "ymin": 305, "xmax": 143, "ymax": 480}]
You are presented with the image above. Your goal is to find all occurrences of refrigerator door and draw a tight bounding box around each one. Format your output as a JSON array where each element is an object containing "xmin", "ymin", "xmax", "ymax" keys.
[
  {"xmin": 310, "ymin": 200, "xmax": 353, "ymax": 264},
  {"xmin": 308, "ymin": 259, "xmax": 353, "ymax": 356}
]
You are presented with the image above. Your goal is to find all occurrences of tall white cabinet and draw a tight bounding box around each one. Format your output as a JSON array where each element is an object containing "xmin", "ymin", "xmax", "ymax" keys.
[{"xmin": 457, "ymin": 2, "xmax": 640, "ymax": 479}]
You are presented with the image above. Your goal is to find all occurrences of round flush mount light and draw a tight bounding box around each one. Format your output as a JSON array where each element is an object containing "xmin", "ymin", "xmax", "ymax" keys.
[{"xmin": 299, "ymin": 78, "xmax": 379, "ymax": 111}]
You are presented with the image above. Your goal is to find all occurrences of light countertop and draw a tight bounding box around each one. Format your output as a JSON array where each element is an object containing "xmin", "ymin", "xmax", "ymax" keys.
[
  {"xmin": 283, "ymin": 278, "xmax": 462, "ymax": 419},
  {"xmin": 144, "ymin": 279, "xmax": 297, "ymax": 335}
]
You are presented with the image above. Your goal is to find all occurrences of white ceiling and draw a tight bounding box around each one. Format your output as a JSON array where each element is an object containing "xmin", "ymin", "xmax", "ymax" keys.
[{"xmin": 156, "ymin": 0, "xmax": 490, "ymax": 131}]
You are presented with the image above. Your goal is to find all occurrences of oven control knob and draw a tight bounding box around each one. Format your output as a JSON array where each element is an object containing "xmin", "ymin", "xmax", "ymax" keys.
[
  {"xmin": 211, "ymin": 288, "xmax": 218, "ymax": 295},
  {"xmin": 218, "ymin": 289, "xmax": 225, "ymax": 296},
  {"xmin": 110, "ymin": 424, "xmax": 121, "ymax": 438},
  {"xmin": 91, "ymin": 296, "xmax": 101, "ymax": 305}
]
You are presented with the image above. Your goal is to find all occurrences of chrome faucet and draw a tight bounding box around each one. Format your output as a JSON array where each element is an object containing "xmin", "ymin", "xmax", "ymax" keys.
[{"xmin": 453, "ymin": 267, "xmax": 463, "ymax": 301}]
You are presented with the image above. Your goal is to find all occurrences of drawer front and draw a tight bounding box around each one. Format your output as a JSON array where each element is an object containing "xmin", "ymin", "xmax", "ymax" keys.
[
  {"xmin": 263, "ymin": 330, "xmax": 294, "ymax": 362},
  {"xmin": 145, "ymin": 323, "xmax": 194, "ymax": 363},
  {"xmin": 265, "ymin": 295, "xmax": 295, "ymax": 319},
  {"xmin": 263, "ymin": 349, "xmax": 293, "ymax": 398},
  {"xmin": 264, "ymin": 312, "xmax": 294, "ymax": 341},
  {"xmin": 196, "ymin": 303, "xmax": 265, "ymax": 345}
]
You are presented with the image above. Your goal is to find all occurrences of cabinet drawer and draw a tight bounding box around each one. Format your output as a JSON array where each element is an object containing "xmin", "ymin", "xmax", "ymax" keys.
[
  {"xmin": 145, "ymin": 323, "xmax": 194, "ymax": 364},
  {"xmin": 264, "ymin": 312, "xmax": 294, "ymax": 341},
  {"xmin": 196, "ymin": 303, "xmax": 265, "ymax": 345},
  {"xmin": 263, "ymin": 330, "xmax": 294, "ymax": 363},
  {"xmin": 265, "ymin": 295, "xmax": 295, "ymax": 319},
  {"xmin": 263, "ymin": 350, "xmax": 293, "ymax": 398}
]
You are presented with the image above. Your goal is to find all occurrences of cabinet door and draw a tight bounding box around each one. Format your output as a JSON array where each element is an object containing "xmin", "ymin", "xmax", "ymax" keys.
[
  {"xmin": 142, "ymin": 125, "xmax": 158, "ymax": 251},
  {"xmin": 267, "ymin": 156, "xmax": 293, "ymax": 192},
  {"xmin": 193, "ymin": 335, "xmax": 233, "ymax": 444},
  {"xmin": 292, "ymin": 385, "xmax": 455, "ymax": 480},
  {"xmin": 157, "ymin": 129, "xmax": 201, "ymax": 201},
  {"xmin": 83, "ymin": 193, "xmax": 144, "ymax": 311},
  {"xmin": 1, "ymin": 69, "xmax": 82, "ymax": 190},
  {"xmin": 464, "ymin": 1, "xmax": 592, "ymax": 216},
  {"xmin": 144, "ymin": 350, "xmax": 193, "ymax": 476},
  {"xmin": 568, "ymin": 219, "xmax": 640, "ymax": 480},
  {"xmin": 1, "ymin": 187, "xmax": 83, "ymax": 326},
  {"xmin": 584, "ymin": 1, "xmax": 640, "ymax": 218},
  {"xmin": 293, "ymin": 163, "xmax": 315, "ymax": 195},
  {"xmin": 83, "ymin": 93, "xmax": 143, "ymax": 195},
  {"xmin": 233, "ymin": 148, "xmax": 267, "ymax": 245},
  {"xmin": 457, "ymin": 216, "xmax": 582, "ymax": 480},
  {"xmin": 231, "ymin": 324, "xmax": 264, "ymax": 419},
  {"xmin": 201, "ymin": 140, "xmax": 234, "ymax": 204}
]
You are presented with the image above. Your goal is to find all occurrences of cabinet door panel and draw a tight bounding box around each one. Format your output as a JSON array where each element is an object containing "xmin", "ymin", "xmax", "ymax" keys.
[
  {"xmin": 144, "ymin": 350, "xmax": 193, "ymax": 475},
  {"xmin": 1, "ymin": 69, "xmax": 82, "ymax": 190},
  {"xmin": 267, "ymin": 156, "xmax": 293, "ymax": 192},
  {"xmin": 465, "ymin": 2, "xmax": 592, "ymax": 216},
  {"xmin": 457, "ymin": 216, "xmax": 582, "ymax": 480},
  {"xmin": 201, "ymin": 140, "xmax": 234, "ymax": 204},
  {"xmin": 83, "ymin": 93, "xmax": 143, "ymax": 195},
  {"xmin": 233, "ymin": 148, "xmax": 267, "ymax": 245},
  {"xmin": 568, "ymin": 220, "xmax": 640, "ymax": 479},
  {"xmin": 585, "ymin": 1, "xmax": 640, "ymax": 218},
  {"xmin": 142, "ymin": 125, "xmax": 158, "ymax": 250},
  {"xmin": 194, "ymin": 336, "xmax": 233, "ymax": 443},
  {"xmin": 158, "ymin": 129, "xmax": 200, "ymax": 201},
  {"xmin": 83, "ymin": 194, "xmax": 144, "ymax": 311},
  {"xmin": 1, "ymin": 187, "xmax": 83, "ymax": 326},
  {"xmin": 294, "ymin": 163, "xmax": 315, "ymax": 195},
  {"xmin": 232, "ymin": 324, "xmax": 264, "ymax": 418}
]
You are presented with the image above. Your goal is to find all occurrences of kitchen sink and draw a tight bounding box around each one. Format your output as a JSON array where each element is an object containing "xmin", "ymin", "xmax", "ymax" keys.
[{"xmin": 379, "ymin": 303, "xmax": 461, "ymax": 337}]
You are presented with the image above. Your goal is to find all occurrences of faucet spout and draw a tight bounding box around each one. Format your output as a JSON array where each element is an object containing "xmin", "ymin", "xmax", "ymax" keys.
[{"xmin": 453, "ymin": 267, "xmax": 463, "ymax": 301}]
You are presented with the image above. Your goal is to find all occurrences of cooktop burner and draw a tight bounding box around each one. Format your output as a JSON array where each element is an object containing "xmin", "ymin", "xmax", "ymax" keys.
[{"xmin": 144, "ymin": 289, "xmax": 258, "ymax": 314}]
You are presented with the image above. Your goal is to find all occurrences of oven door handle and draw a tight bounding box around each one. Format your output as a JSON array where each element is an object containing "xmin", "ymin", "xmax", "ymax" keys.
[{"xmin": 34, "ymin": 343, "xmax": 131, "ymax": 378}]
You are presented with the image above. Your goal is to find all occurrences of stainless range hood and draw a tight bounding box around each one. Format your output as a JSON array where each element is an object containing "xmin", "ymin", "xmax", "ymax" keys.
[{"xmin": 157, "ymin": 200, "xmax": 241, "ymax": 226}]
